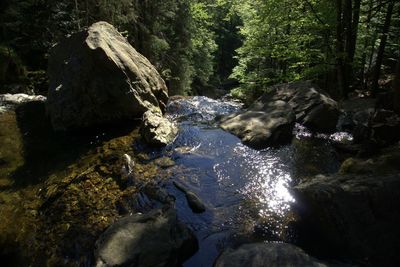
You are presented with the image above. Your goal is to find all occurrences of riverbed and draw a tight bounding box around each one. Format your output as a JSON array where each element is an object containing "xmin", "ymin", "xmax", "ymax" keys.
[{"xmin": 0, "ymin": 96, "xmax": 351, "ymax": 266}]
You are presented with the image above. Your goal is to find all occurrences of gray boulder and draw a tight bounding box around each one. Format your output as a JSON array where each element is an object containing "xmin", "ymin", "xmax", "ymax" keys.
[
  {"xmin": 220, "ymin": 100, "xmax": 295, "ymax": 149},
  {"xmin": 94, "ymin": 209, "xmax": 198, "ymax": 267},
  {"xmin": 140, "ymin": 110, "xmax": 178, "ymax": 147},
  {"xmin": 292, "ymin": 173, "xmax": 400, "ymax": 266},
  {"xmin": 259, "ymin": 81, "xmax": 340, "ymax": 133},
  {"xmin": 47, "ymin": 21, "xmax": 168, "ymax": 130},
  {"xmin": 214, "ymin": 243, "xmax": 327, "ymax": 267}
]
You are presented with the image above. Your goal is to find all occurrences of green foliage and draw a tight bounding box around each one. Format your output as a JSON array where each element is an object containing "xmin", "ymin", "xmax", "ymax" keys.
[
  {"xmin": 190, "ymin": 2, "xmax": 217, "ymax": 85},
  {"xmin": 231, "ymin": 0, "xmax": 336, "ymax": 97}
]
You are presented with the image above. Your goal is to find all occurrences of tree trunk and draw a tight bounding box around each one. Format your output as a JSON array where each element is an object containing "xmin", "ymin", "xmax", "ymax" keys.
[
  {"xmin": 360, "ymin": 0, "xmax": 374, "ymax": 90},
  {"xmin": 394, "ymin": 58, "xmax": 400, "ymax": 114},
  {"xmin": 348, "ymin": 0, "xmax": 361, "ymax": 63},
  {"xmin": 371, "ymin": 0, "xmax": 395, "ymax": 97},
  {"xmin": 74, "ymin": 0, "xmax": 81, "ymax": 30},
  {"xmin": 343, "ymin": 0, "xmax": 353, "ymax": 95},
  {"xmin": 336, "ymin": 0, "xmax": 347, "ymax": 97}
]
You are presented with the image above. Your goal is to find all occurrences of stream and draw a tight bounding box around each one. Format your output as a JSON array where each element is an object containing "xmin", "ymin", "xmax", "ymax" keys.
[
  {"xmin": 0, "ymin": 95, "xmax": 352, "ymax": 266},
  {"xmin": 162, "ymin": 96, "xmax": 347, "ymax": 266}
]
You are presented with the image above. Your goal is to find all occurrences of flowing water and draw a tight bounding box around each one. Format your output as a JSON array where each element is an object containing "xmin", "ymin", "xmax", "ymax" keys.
[
  {"xmin": 0, "ymin": 96, "xmax": 352, "ymax": 266},
  {"xmin": 163, "ymin": 96, "xmax": 349, "ymax": 266}
]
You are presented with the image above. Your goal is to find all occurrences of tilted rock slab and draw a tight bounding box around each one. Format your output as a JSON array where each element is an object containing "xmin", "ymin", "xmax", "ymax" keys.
[{"xmin": 47, "ymin": 21, "xmax": 168, "ymax": 130}]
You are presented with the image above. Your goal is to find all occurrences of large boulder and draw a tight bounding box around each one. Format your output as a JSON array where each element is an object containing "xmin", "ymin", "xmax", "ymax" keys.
[
  {"xmin": 214, "ymin": 243, "xmax": 327, "ymax": 267},
  {"xmin": 258, "ymin": 81, "xmax": 340, "ymax": 133},
  {"xmin": 291, "ymin": 173, "xmax": 400, "ymax": 266},
  {"xmin": 140, "ymin": 110, "xmax": 178, "ymax": 147},
  {"xmin": 47, "ymin": 21, "xmax": 168, "ymax": 130},
  {"xmin": 220, "ymin": 100, "xmax": 295, "ymax": 149},
  {"xmin": 94, "ymin": 208, "xmax": 198, "ymax": 267}
]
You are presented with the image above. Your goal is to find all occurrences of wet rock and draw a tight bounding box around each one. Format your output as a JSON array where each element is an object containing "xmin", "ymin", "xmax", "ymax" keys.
[
  {"xmin": 370, "ymin": 109, "xmax": 400, "ymax": 145},
  {"xmin": 339, "ymin": 145, "xmax": 400, "ymax": 175},
  {"xmin": 94, "ymin": 208, "xmax": 198, "ymax": 267},
  {"xmin": 220, "ymin": 100, "xmax": 295, "ymax": 149},
  {"xmin": 292, "ymin": 173, "xmax": 400, "ymax": 266},
  {"xmin": 214, "ymin": 243, "xmax": 327, "ymax": 267},
  {"xmin": 173, "ymin": 181, "xmax": 206, "ymax": 213},
  {"xmin": 140, "ymin": 110, "xmax": 178, "ymax": 147},
  {"xmin": 258, "ymin": 81, "xmax": 340, "ymax": 133},
  {"xmin": 121, "ymin": 154, "xmax": 135, "ymax": 182},
  {"xmin": 154, "ymin": 157, "xmax": 175, "ymax": 169},
  {"xmin": 47, "ymin": 21, "xmax": 168, "ymax": 130}
]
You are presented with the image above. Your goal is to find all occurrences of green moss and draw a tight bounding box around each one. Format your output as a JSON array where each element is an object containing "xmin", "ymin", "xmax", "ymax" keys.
[
  {"xmin": 0, "ymin": 121, "xmax": 178, "ymax": 266},
  {"xmin": 0, "ymin": 112, "xmax": 24, "ymax": 183}
]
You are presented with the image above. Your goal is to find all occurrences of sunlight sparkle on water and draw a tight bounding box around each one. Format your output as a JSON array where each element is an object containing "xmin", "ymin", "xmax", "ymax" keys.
[{"xmin": 213, "ymin": 143, "xmax": 295, "ymax": 219}]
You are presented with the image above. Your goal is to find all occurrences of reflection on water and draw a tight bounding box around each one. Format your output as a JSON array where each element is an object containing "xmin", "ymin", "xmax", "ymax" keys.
[
  {"xmin": 295, "ymin": 123, "xmax": 353, "ymax": 143},
  {"xmin": 0, "ymin": 95, "xmax": 347, "ymax": 266},
  {"xmin": 214, "ymin": 144, "xmax": 294, "ymax": 218},
  {"xmin": 165, "ymin": 97, "xmax": 308, "ymax": 266},
  {"xmin": 164, "ymin": 96, "xmax": 346, "ymax": 266}
]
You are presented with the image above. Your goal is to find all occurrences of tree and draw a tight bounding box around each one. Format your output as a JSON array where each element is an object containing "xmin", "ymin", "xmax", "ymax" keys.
[
  {"xmin": 231, "ymin": 0, "xmax": 336, "ymax": 97},
  {"xmin": 394, "ymin": 57, "xmax": 400, "ymax": 113},
  {"xmin": 371, "ymin": 0, "xmax": 395, "ymax": 96}
]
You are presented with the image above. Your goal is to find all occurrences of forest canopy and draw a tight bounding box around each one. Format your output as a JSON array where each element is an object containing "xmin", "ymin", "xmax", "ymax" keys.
[{"xmin": 0, "ymin": 0, "xmax": 399, "ymax": 100}]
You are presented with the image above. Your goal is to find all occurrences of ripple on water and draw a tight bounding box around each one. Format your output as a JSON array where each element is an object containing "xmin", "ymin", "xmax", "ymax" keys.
[{"xmin": 166, "ymin": 96, "xmax": 345, "ymax": 266}]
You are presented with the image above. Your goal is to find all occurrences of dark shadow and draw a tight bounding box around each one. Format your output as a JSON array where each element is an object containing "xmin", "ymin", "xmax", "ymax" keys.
[{"xmin": 10, "ymin": 101, "xmax": 140, "ymax": 188}]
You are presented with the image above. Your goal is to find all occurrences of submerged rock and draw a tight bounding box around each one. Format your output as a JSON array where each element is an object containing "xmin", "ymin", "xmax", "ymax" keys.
[
  {"xmin": 220, "ymin": 100, "xmax": 295, "ymax": 149},
  {"xmin": 214, "ymin": 243, "xmax": 327, "ymax": 267},
  {"xmin": 47, "ymin": 21, "xmax": 168, "ymax": 130},
  {"xmin": 173, "ymin": 181, "xmax": 206, "ymax": 213},
  {"xmin": 94, "ymin": 208, "xmax": 198, "ymax": 267},
  {"xmin": 292, "ymin": 173, "xmax": 400, "ymax": 266},
  {"xmin": 140, "ymin": 110, "xmax": 178, "ymax": 147}
]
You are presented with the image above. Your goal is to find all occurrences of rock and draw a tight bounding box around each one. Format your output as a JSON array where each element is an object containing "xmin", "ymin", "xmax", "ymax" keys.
[
  {"xmin": 94, "ymin": 208, "xmax": 198, "ymax": 267},
  {"xmin": 258, "ymin": 81, "xmax": 340, "ymax": 133},
  {"xmin": 370, "ymin": 109, "xmax": 400, "ymax": 145},
  {"xmin": 120, "ymin": 154, "xmax": 135, "ymax": 182},
  {"xmin": 140, "ymin": 110, "xmax": 178, "ymax": 147},
  {"xmin": 47, "ymin": 21, "xmax": 168, "ymax": 130},
  {"xmin": 214, "ymin": 243, "xmax": 327, "ymax": 267},
  {"xmin": 220, "ymin": 100, "xmax": 295, "ymax": 149},
  {"xmin": 173, "ymin": 181, "xmax": 206, "ymax": 213},
  {"xmin": 348, "ymin": 109, "xmax": 400, "ymax": 148},
  {"xmin": 339, "ymin": 145, "xmax": 400, "ymax": 175},
  {"xmin": 154, "ymin": 157, "xmax": 175, "ymax": 169},
  {"xmin": 219, "ymin": 81, "xmax": 339, "ymax": 149},
  {"xmin": 291, "ymin": 173, "xmax": 400, "ymax": 266}
]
